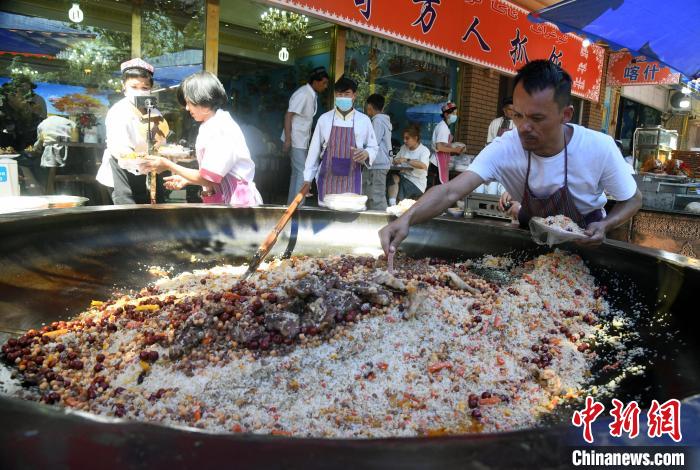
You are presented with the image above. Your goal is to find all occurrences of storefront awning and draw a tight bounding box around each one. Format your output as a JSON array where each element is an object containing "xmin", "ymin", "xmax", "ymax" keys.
[
  {"xmin": 0, "ymin": 12, "xmax": 95, "ymax": 58},
  {"xmin": 530, "ymin": 0, "xmax": 700, "ymax": 79}
]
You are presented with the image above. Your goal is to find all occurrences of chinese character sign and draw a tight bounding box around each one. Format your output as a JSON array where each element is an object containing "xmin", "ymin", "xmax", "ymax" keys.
[
  {"xmin": 265, "ymin": 0, "xmax": 605, "ymax": 102},
  {"xmin": 607, "ymin": 52, "xmax": 680, "ymax": 86},
  {"xmin": 572, "ymin": 397, "xmax": 683, "ymax": 444}
]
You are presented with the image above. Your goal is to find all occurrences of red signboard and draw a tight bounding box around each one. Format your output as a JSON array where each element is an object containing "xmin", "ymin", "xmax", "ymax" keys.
[
  {"xmin": 265, "ymin": 0, "xmax": 605, "ymax": 101},
  {"xmin": 607, "ymin": 52, "xmax": 680, "ymax": 87}
]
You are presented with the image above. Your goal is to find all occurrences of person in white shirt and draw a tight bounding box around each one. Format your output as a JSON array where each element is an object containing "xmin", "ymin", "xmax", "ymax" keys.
[
  {"xmin": 486, "ymin": 97, "xmax": 515, "ymax": 144},
  {"xmin": 364, "ymin": 93, "xmax": 392, "ymax": 210},
  {"xmin": 431, "ymin": 101, "xmax": 465, "ymax": 185},
  {"xmin": 380, "ymin": 60, "xmax": 642, "ymax": 253},
  {"xmin": 143, "ymin": 71, "xmax": 262, "ymax": 207},
  {"xmin": 282, "ymin": 66, "xmax": 329, "ymax": 204},
  {"xmin": 96, "ymin": 58, "xmax": 169, "ymax": 204},
  {"xmin": 388, "ymin": 124, "xmax": 430, "ymax": 205},
  {"xmin": 303, "ymin": 76, "xmax": 378, "ymax": 206}
]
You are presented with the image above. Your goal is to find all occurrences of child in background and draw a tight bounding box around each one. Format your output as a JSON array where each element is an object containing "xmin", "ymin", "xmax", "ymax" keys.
[{"xmin": 364, "ymin": 93, "xmax": 392, "ymax": 210}]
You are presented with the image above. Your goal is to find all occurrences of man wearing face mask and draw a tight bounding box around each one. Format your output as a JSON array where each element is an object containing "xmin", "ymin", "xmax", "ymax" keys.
[
  {"xmin": 96, "ymin": 58, "xmax": 169, "ymax": 204},
  {"xmin": 303, "ymin": 76, "xmax": 378, "ymax": 206}
]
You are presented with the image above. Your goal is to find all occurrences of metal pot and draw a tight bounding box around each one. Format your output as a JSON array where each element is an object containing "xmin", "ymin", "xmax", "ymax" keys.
[{"xmin": 0, "ymin": 205, "xmax": 698, "ymax": 469}]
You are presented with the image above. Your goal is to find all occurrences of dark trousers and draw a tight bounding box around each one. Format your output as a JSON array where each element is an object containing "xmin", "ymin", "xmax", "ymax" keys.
[{"xmin": 109, "ymin": 157, "xmax": 166, "ymax": 204}]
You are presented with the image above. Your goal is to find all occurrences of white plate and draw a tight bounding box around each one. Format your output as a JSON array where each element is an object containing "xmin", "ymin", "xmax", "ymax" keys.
[
  {"xmin": 117, "ymin": 157, "xmax": 150, "ymax": 174},
  {"xmin": 529, "ymin": 217, "xmax": 589, "ymax": 246},
  {"xmin": 0, "ymin": 154, "xmax": 20, "ymax": 159}
]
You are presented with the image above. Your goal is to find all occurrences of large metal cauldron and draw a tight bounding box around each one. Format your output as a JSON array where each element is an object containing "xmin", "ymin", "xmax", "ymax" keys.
[{"xmin": 0, "ymin": 206, "xmax": 698, "ymax": 469}]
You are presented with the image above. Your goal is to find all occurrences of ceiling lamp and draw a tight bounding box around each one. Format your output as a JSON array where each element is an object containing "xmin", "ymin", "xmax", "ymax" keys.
[
  {"xmin": 259, "ymin": 7, "xmax": 309, "ymax": 57},
  {"xmin": 69, "ymin": 3, "xmax": 84, "ymax": 23}
]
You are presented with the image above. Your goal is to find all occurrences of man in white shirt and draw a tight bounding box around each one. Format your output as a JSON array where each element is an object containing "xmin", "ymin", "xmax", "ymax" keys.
[
  {"xmin": 379, "ymin": 60, "xmax": 642, "ymax": 253},
  {"xmin": 282, "ymin": 66, "xmax": 329, "ymax": 204},
  {"xmin": 486, "ymin": 97, "xmax": 515, "ymax": 143},
  {"xmin": 303, "ymin": 76, "xmax": 378, "ymax": 206}
]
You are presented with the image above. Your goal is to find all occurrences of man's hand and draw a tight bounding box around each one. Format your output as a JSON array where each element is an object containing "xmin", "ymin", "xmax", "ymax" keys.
[
  {"xmin": 163, "ymin": 174, "xmax": 188, "ymax": 190},
  {"xmin": 379, "ymin": 217, "xmax": 410, "ymax": 257},
  {"xmin": 579, "ymin": 221, "xmax": 607, "ymax": 246},
  {"xmin": 394, "ymin": 157, "xmax": 407, "ymax": 164},
  {"xmin": 283, "ymin": 139, "xmax": 292, "ymax": 153},
  {"xmin": 351, "ymin": 147, "xmax": 369, "ymax": 163},
  {"xmin": 498, "ymin": 191, "xmax": 513, "ymax": 212}
]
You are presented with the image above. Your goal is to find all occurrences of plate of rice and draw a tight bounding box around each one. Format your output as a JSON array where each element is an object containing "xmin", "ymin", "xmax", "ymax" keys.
[{"xmin": 530, "ymin": 215, "xmax": 589, "ymax": 246}]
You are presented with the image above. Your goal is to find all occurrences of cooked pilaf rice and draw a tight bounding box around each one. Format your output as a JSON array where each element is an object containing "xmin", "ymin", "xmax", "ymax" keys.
[{"xmin": 0, "ymin": 250, "xmax": 627, "ymax": 437}]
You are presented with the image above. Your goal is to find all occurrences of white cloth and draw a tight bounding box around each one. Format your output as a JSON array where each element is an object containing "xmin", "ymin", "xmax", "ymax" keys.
[
  {"xmin": 430, "ymin": 120, "xmax": 451, "ymax": 165},
  {"xmin": 303, "ymin": 109, "xmax": 378, "ymax": 182},
  {"xmin": 468, "ymin": 124, "xmax": 638, "ymax": 215},
  {"xmin": 280, "ymin": 83, "xmax": 317, "ymax": 149},
  {"xmin": 396, "ymin": 143, "xmax": 431, "ymax": 192},
  {"xmin": 197, "ymin": 109, "xmax": 257, "ymax": 183},
  {"xmin": 96, "ymin": 97, "xmax": 164, "ymax": 188},
  {"xmin": 486, "ymin": 116, "xmax": 515, "ymax": 143}
]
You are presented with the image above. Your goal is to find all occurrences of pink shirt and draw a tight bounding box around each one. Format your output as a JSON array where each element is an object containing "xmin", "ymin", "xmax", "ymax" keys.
[{"xmin": 196, "ymin": 109, "xmax": 262, "ymax": 206}]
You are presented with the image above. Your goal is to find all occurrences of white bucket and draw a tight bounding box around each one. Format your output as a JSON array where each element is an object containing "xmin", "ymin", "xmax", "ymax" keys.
[{"xmin": 0, "ymin": 157, "xmax": 20, "ymax": 197}]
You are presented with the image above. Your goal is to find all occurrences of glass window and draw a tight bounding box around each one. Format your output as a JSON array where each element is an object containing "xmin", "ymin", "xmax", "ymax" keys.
[
  {"xmin": 344, "ymin": 30, "xmax": 459, "ymax": 150},
  {"xmin": 0, "ymin": 0, "xmax": 204, "ymax": 197}
]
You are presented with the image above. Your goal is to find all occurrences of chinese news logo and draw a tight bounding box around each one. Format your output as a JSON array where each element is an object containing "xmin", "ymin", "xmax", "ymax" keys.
[{"xmin": 572, "ymin": 396, "xmax": 682, "ymax": 444}]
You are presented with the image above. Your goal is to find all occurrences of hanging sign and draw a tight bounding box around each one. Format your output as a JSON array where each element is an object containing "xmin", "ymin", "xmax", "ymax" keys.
[
  {"xmin": 607, "ymin": 52, "xmax": 680, "ymax": 87},
  {"xmin": 264, "ymin": 0, "xmax": 605, "ymax": 101}
]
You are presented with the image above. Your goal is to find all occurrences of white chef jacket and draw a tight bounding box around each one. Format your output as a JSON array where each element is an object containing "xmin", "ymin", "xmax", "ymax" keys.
[
  {"xmin": 280, "ymin": 83, "xmax": 318, "ymax": 150},
  {"xmin": 303, "ymin": 108, "xmax": 378, "ymax": 182},
  {"xmin": 96, "ymin": 97, "xmax": 164, "ymax": 188}
]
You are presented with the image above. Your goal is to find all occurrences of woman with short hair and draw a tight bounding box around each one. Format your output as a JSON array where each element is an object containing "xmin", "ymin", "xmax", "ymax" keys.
[{"xmin": 144, "ymin": 71, "xmax": 262, "ymax": 207}]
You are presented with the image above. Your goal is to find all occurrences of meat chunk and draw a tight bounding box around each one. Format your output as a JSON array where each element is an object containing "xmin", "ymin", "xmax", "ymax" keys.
[
  {"xmin": 372, "ymin": 271, "xmax": 406, "ymax": 291},
  {"xmin": 405, "ymin": 281, "xmax": 431, "ymax": 319},
  {"xmin": 301, "ymin": 289, "xmax": 361, "ymax": 330},
  {"xmin": 350, "ymin": 281, "xmax": 392, "ymax": 306},
  {"xmin": 443, "ymin": 271, "xmax": 480, "ymax": 295},
  {"xmin": 264, "ymin": 311, "xmax": 300, "ymax": 338},
  {"xmin": 285, "ymin": 275, "xmax": 339, "ymax": 299}
]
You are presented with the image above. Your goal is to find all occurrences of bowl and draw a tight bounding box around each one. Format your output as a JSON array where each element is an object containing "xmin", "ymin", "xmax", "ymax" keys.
[
  {"xmin": 43, "ymin": 195, "xmax": 89, "ymax": 208},
  {"xmin": 446, "ymin": 207, "xmax": 464, "ymax": 217}
]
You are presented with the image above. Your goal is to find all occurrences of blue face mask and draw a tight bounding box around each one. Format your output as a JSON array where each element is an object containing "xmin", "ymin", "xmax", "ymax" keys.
[
  {"xmin": 335, "ymin": 96, "xmax": 353, "ymax": 112},
  {"xmin": 447, "ymin": 114, "xmax": 458, "ymax": 125}
]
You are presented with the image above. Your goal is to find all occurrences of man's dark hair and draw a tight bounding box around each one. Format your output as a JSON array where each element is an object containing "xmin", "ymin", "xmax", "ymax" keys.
[
  {"xmin": 308, "ymin": 66, "xmax": 329, "ymax": 85},
  {"xmin": 335, "ymin": 75, "xmax": 357, "ymax": 93},
  {"xmin": 122, "ymin": 67, "xmax": 154, "ymax": 87},
  {"xmin": 366, "ymin": 93, "xmax": 385, "ymax": 112},
  {"xmin": 513, "ymin": 60, "xmax": 571, "ymax": 108},
  {"xmin": 502, "ymin": 96, "xmax": 513, "ymax": 107}
]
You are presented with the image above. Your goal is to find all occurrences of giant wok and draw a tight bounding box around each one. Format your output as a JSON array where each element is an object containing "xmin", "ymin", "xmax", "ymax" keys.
[{"xmin": 0, "ymin": 206, "xmax": 698, "ymax": 469}]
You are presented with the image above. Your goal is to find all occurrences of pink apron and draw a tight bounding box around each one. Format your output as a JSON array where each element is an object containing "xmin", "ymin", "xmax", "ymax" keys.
[{"xmin": 435, "ymin": 133, "xmax": 453, "ymax": 185}]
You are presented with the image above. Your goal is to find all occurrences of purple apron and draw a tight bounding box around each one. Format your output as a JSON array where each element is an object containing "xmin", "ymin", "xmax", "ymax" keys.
[{"xmin": 317, "ymin": 115, "xmax": 362, "ymax": 203}]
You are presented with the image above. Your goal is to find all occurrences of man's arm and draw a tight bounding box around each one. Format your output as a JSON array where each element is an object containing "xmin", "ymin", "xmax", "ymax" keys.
[
  {"xmin": 379, "ymin": 170, "xmax": 484, "ymax": 255},
  {"xmin": 581, "ymin": 189, "xmax": 642, "ymax": 245}
]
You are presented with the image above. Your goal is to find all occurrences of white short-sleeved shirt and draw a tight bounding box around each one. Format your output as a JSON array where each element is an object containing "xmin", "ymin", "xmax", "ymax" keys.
[
  {"xmin": 430, "ymin": 120, "xmax": 452, "ymax": 165},
  {"xmin": 303, "ymin": 109, "xmax": 378, "ymax": 182},
  {"xmin": 96, "ymin": 97, "xmax": 164, "ymax": 187},
  {"xmin": 468, "ymin": 124, "xmax": 638, "ymax": 215},
  {"xmin": 280, "ymin": 84, "xmax": 317, "ymax": 149},
  {"xmin": 486, "ymin": 117, "xmax": 515, "ymax": 143},
  {"xmin": 397, "ymin": 143, "xmax": 431, "ymax": 192}
]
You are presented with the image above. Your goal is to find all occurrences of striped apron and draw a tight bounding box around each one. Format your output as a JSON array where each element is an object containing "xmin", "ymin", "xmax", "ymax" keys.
[
  {"xmin": 317, "ymin": 115, "xmax": 362, "ymax": 204},
  {"xmin": 518, "ymin": 128, "xmax": 603, "ymax": 229}
]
